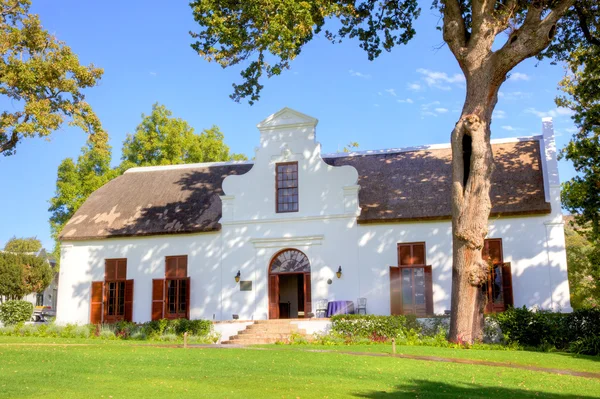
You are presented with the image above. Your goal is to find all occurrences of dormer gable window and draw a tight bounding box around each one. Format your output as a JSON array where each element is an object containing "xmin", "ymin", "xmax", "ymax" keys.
[{"xmin": 276, "ymin": 162, "xmax": 299, "ymax": 213}]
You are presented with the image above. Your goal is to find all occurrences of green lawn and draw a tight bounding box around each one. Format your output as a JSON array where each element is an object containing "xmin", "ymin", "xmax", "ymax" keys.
[
  {"xmin": 263, "ymin": 343, "xmax": 600, "ymax": 374},
  {"xmin": 1, "ymin": 338, "xmax": 599, "ymax": 398}
]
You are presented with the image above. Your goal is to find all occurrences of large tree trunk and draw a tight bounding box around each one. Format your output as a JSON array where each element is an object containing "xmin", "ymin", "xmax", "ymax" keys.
[{"xmin": 448, "ymin": 69, "xmax": 500, "ymax": 343}]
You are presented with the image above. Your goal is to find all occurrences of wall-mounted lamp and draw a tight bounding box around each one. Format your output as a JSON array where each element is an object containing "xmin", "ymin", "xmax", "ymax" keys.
[
  {"xmin": 235, "ymin": 270, "xmax": 241, "ymax": 283},
  {"xmin": 336, "ymin": 266, "xmax": 342, "ymax": 279}
]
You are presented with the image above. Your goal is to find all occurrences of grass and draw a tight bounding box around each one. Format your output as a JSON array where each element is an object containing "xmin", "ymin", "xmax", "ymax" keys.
[
  {"xmin": 1, "ymin": 338, "xmax": 599, "ymax": 398},
  {"xmin": 265, "ymin": 343, "xmax": 600, "ymax": 374}
]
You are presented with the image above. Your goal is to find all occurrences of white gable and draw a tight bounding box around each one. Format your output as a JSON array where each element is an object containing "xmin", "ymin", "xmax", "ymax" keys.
[{"xmin": 256, "ymin": 107, "xmax": 318, "ymax": 130}]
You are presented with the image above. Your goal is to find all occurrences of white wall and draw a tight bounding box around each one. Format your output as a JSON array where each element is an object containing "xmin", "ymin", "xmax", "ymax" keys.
[
  {"xmin": 56, "ymin": 110, "xmax": 571, "ymax": 325},
  {"xmin": 57, "ymin": 232, "xmax": 223, "ymax": 324}
]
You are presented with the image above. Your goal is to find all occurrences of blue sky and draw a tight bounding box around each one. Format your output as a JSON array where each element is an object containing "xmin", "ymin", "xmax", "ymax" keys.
[{"xmin": 0, "ymin": 1, "xmax": 577, "ymax": 250}]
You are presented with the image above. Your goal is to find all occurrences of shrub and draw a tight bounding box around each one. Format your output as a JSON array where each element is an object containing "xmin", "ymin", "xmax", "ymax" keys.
[
  {"xmin": 496, "ymin": 306, "xmax": 565, "ymax": 348},
  {"xmin": 497, "ymin": 307, "xmax": 600, "ymax": 351},
  {"xmin": 330, "ymin": 315, "xmax": 411, "ymax": 340},
  {"xmin": 563, "ymin": 308, "xmax": 600, "ymax": 344},
  {"xmin": 159, "ymin": 333, "xmax": 178, "ymax": 342},
  {"xmin": 419, "ymin": 317, "xmax": 450, "ymax": 337},
  {"xmin": 46, "ymin": 323, "xmax": 64, "ymax": 337},
  {"xmin": 171, "ymin": 319, "xmax": 212, "ymax": 336},
  {"xmin": 569, "ymin": 336, "xmax": 600, "ymax": 356},
  {"xmin": 18, "ymin": 323, "xmax": 36, "ymax": 337},
  {"xmin": 0, "ymin": 300, "xmax": 33, "ymax": 325},
  {"xmin": 99, "ymin": 327, "xmax": 116, "ymax": 340}
]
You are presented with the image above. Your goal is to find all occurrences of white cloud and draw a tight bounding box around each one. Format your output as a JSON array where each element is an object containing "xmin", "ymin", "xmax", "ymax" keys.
[
  {"xmin": 397, "ymin": 98, "xmax": 414, "ymax": 104},
  {"xmin": 416, "ymin": 68, "xmax": 465, "ymax": 90},
  {"xmin": 525, "ymin": 107, "xmax": 574, "ymax": 119},
  {"xmin": 407, "ymin": 82, "xmax": 422, "ymax": 91},
  {"xmin": 420, "ymin": 101, "xmax": 448, "ymax": 118},
  {"xmin": 565, "ymin": 127, "xmax": 578, "ymax": 134},
  {"xmin": 498, "ymin": 91, "xmax": 531, "ymax": 101},
  {"xmin": 493, "ymin": 110, "xmax": 507, "ymax": 119},
  {"xmin": 349, "ymin": 69, "xmax": 371, "ymax": 79},
  {"xmin": 385, "ymin": 88, "xmax": 397, "ymax": 97},
  {"xmin": 501, "ymin": 125, "xmax": 516, "ymax": 131},
  {"xmin": 149, "ymin": 71, "xmax": 158, "ymax": 77},
  {"xmin": 373, "ymin": 104, "xmax": 380, "ymax": 107},
  {"xmin": 377, "ymin": 91, "xmax": 382, "ymax": 96},
  {"xmin": 509, "ymin": 72, "xmax": 530, "ymax": 81}
]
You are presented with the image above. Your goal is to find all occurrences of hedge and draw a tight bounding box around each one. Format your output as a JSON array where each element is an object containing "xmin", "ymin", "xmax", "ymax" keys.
[
  {"xmin": 496, "ymin": 306, "xmax": 600, "ymax": 355},
  {"xmin": 0, "ymin": 300, "xmax": 33, "ymax": 325},
  {"xmin": 330, "ymin": 314, "xmax": 419, "ymax": 339}
]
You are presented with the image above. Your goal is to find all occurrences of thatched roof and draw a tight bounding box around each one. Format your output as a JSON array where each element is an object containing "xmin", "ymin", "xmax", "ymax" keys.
[{"xmin": 59, "ymin": 139, "xmax": 550, "ymax": 241}]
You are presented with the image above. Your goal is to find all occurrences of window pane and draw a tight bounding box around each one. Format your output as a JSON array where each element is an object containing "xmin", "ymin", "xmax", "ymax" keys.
[
  {"xmin": 414, "ymin": 268, "xmax": 425, "ymax": 305},
  {"xmin": 277, "ymin": 163, "xmax": 298, "ymax": 212},
  {"xmin": 107, "ymin": 282, "xmax": 115, "ymax": 316},
  {"xmin": 492, "ymin": 265, "xmax": 504, "ymax": 304},
  {"xmin": 167, "ymin": 280, "xmax": 177, "ymax": 314},
  {"xmin": 178, "ymin": 280, "xmax": 187, "ymax": 314},
  {"xmin": 401, "ymin": 269, "xmax": 413, "ymax": 305},
  {"xmin": 117, "ymin": 282, "xmax": 125, "ymax": 316}
]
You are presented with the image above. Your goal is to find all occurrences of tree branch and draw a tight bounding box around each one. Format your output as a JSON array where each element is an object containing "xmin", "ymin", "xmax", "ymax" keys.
[
  {"xmin": 575, "ymin": 4, "xmax": 600, "ymax": 46},
  {"xmin": 493, "ymin": 0, "xmax": 575, "ymax": 77},
  {"xmin": 442, "ymin": 0, "xmax": 469, "ymax": 66}
]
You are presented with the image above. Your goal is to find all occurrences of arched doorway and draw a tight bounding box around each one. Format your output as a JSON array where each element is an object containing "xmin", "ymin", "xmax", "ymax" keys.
[{"xmin": 268, "ymin": 249, "xmax": 312, "ymax": 319}]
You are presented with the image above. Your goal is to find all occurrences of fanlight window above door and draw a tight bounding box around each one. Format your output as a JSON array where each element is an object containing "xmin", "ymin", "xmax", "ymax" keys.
[{"xmin": 270, "ymin": 249, "xmax": 310, "ymax": 273}]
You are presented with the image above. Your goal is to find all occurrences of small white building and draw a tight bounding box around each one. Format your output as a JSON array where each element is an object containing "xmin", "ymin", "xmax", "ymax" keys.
[{"xmin": 56, "ymin": 108, "xmax": 571, "ymax": 325}]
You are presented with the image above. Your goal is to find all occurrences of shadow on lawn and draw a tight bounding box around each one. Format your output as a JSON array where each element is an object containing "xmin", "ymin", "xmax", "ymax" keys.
[
  {"xmin": 554, "ymin": 351, "xmax": 600, "ymax": 363},
  {"xmin": 354, "ymin": 379, "xmax": 597, "ymax": 399}
]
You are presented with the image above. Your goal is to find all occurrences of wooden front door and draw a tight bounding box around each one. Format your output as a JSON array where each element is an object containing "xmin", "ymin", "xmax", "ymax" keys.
[
  {"xmin": 268, "ymin": 274, "xmax": 279, "ymax": 319},
  {"xmin": 268, "ymin": 249, "xmax": 311, "ymax": 319}
]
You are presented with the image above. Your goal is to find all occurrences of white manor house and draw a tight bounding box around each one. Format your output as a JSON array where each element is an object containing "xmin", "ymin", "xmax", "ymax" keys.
[{"xmin": 56, "ymin": 108, "xmax": 571, "ymax": 325}]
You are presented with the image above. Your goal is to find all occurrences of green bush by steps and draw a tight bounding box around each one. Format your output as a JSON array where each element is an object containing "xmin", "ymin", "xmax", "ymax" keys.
[
  {"xmin": 0, "ymin": 300, "xmax": 33, "ymax": 325},
  {"xmin": 330, "ymin": 314, "xmax": 420, "ymax": 340},
  {"xmin": 0, "ymin": 318, "xmax": 217, "ymax": 343}
]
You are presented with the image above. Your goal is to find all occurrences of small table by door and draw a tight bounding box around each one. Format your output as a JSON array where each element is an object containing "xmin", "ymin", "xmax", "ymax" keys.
[{"xmin": 326, "ymin": 301, "xmax": 355, "ymax": 317}]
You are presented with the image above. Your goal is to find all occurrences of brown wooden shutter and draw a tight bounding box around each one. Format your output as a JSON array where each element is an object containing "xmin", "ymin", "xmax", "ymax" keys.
[
  {"xmin": 185, "ymin": 277, "xmax": 191, "ymax": 319},
  {"xmin": 398, "ymin": 245, "xmax": 411, "ymax": 266},
  {"xmin": 90, "ymin": 281, "xmax": 104, "ymax": 324},
  {"xmin": 178, "ymin": 257, "xmax": 188, "ymax": 278},
  {"xmin": 389, "ymin": 267, "xmax": 402, "ymax": 315},
  {"xmin": 166, "ymin": 257, "xmax": 177, "ymax": 278},
  {"xmin": 124, "ymin": 279, "xmax": 134, "ymax": 322},
  {"xmin": 501, "ymin": 262, "xmax": 513, "ymax": 309},
  {"xmin": 116, "ymin": 259, "xmax": 127, "ymax": 280},
  {"xmin": 424, "ymin": 266, "xmax": 434, "ymax": 315},
  {"xmin": 483, "ymin": 239, "xmax": 503, "ymax": 264},
  {"xmin": 412, "ymin": 244, "xmax": 425, "ymax": 265},
  {"xmin": 268, "ymin": 274, "xmax": 279, "ymax": 319},
  {"xmin": 304, "ymin": 273, "xmax": 312, "ymax": 315},
  {"xmin": 105, "ymin": 259, "xmax": 116, "ymax": 280},
  {"xmin": 166, "ymin": 256, "xmax": 188, "ymax": 278},
  {"xmin": 151, "ymin": 279, "xmax": 165, "ymax": 320}
]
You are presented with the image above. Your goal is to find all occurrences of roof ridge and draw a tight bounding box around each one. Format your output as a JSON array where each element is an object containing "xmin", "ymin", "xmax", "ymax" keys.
[{"xmin": 123, "ymin": 135, "xmax": 542, "ymax": 173}]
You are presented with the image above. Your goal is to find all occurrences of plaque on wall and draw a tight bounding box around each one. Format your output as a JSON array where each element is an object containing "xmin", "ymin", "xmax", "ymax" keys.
[{"xmin": 240, "ymin": 281, "xmax": 253, "ymax": 291}]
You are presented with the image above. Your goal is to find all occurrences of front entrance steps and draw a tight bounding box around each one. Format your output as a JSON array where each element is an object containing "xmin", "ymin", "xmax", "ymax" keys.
[{"xmin": 221, "ymin": 319, "xmax": 310, "ymax": 345}]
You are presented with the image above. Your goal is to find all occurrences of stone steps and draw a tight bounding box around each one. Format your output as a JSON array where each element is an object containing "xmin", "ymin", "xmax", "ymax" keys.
[{"xmin": 222, "ymin": 319, "xmax": 310, "ymax": 345}]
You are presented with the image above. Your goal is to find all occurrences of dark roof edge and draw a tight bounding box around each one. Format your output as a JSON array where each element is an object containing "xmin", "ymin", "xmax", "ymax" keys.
[
  {"xmin": 356, "ymin": 206, "xmax": 552, "ymax": 225},
  {"xmin": 60, "ymin": 225, "xmax": 222, "ymax": 242}
]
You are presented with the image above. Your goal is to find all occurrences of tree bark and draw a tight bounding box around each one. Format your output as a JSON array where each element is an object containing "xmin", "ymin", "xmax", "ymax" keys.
[
  {"xmin": 441, "ymin": 0, "xmax": 575, "ymax": 344},
  {"xmin": 448, "ymin": 66, "xmax": 500, "ymax": 343}
]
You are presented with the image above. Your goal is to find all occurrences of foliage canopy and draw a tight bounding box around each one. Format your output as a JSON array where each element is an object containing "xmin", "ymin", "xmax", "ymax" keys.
[
  {"xmin": 3, "ymin": 236, "xmax": 41, "ymax": 253},
  {"xmin": 0, "ymin": 0, "xmax": 103, "ymax": 156}
]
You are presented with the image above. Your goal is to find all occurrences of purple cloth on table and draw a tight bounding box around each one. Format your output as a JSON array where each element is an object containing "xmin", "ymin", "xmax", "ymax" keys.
[{"xmin": 326, "ymin": 301, "xmax": 355, "ymax": 317}]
